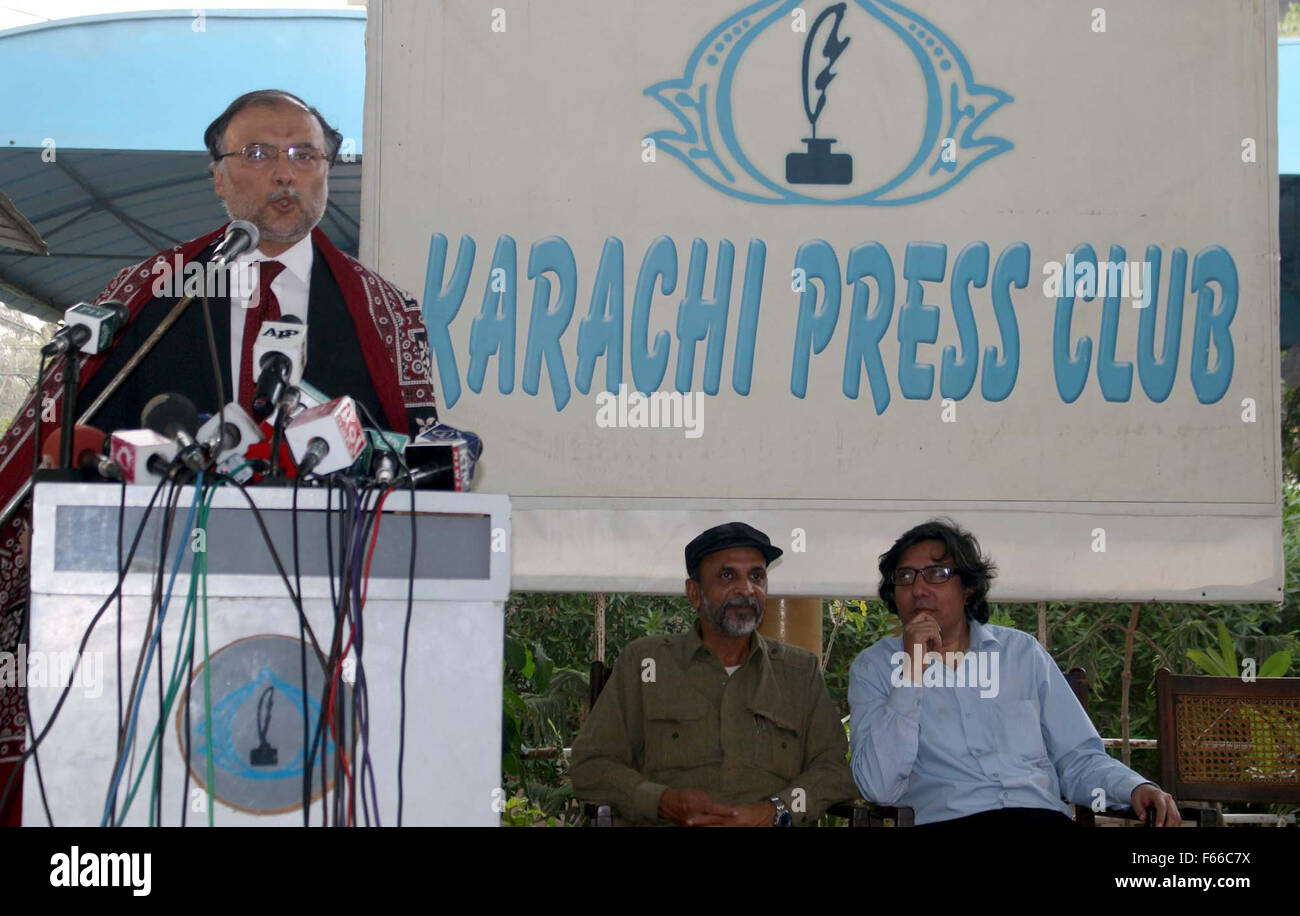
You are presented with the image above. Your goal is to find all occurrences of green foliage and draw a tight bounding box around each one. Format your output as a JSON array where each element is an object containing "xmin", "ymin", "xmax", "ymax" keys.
[
  {"xmin": 501, "ymin": 486, "xmax": 1300, "ymax": 822},
  {"xmin": 1186, "ymin": 620, "xmax": 1292, "ymax": 678},
  {"xmin": 1284, "ymin": 3, "xmax": 1300, "ymax": 37},
  {"xmin": 1282, "ymin": 384, "xmax": 1300, "ymax": 481},
  {"xmin": 499, "ymin": 791, "xmax": 563, "ymax": 827}
]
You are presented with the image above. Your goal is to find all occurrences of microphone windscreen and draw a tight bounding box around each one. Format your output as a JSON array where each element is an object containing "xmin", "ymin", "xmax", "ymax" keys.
[
  {"xmin": 141, "ymin": 392, "xmax": 200, "ymax": 439},
  {"xmin": 41, "ymin": 425, "xmax": 107, "ymax": 469}
]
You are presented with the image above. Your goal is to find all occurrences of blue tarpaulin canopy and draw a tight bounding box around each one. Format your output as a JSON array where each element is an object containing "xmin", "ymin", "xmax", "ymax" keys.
[{"xmin": 0, "ymin": 9, "xmax": 365, "ymax": 321}]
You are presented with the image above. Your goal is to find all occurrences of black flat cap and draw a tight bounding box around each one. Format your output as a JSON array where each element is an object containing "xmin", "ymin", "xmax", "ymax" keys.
[{"xmin": 685, "ymin": 522, "xmax": 783, "ymax": 577}]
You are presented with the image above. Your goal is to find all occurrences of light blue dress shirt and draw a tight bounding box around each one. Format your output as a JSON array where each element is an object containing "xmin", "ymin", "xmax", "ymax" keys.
[{"xmin": 848, "ymin": 620, "xmax": 1151, "ymax": 825}]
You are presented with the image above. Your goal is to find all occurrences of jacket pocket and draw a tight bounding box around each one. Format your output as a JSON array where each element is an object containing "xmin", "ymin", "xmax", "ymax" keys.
[
  {"xmin": 747, "ymin": 706, "xmax": 804, "ymax": 780},
  {"xmin": 643, "ymin": 697, "xmax": 713, "ymax": 774}
]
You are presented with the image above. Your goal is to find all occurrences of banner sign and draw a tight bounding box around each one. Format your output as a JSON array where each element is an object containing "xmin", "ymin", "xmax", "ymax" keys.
[{"xmin": 364, "ymin": 0, "xmax": 1282, "ymax": 599}]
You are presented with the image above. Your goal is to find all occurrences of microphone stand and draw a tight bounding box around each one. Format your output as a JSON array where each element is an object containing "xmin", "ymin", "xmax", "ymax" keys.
[
  {"xmin": 1, "ymin": 291, "xmax": 201, "ymax": 530},
  {"xmin": 57, "ymin": 352, "xmax": 81, "ymax": 471},
  {"xmin": 265, "ymin": 387, "xmax": 299, "ymax": 482}
]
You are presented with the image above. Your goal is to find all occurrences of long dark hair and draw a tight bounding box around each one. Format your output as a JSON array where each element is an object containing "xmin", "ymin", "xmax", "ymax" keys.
[{"xmin": 878, "ymin": 518, "xmax": 997, "ymax": 623}]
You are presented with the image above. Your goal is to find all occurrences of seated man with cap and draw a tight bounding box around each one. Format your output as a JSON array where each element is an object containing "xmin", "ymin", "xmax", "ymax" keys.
[{"xmin": 570, "ymin": 522, "xmax": 858, "ymax": 826}]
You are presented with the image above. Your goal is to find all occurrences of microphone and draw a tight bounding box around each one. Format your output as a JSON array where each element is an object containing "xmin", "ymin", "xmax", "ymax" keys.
[
  {"xmin": 284, "ymin": 396, "xmax": 366, "ymax": 477},
  {"xmin": 109, "ymin": 429, "xmax": 179, "ymax": 484},
  {"xmin": 196, "ymin": 402, "xmax": 264, "ymax": 464},
  {"xmin": 141, "ymin": 393, "xmax": 206, "ymax": 472},
  {"xmin": 251, "ymin": 315, "xmax": 307, "ymax": 420},
  {"xmin": 40, "ymin": 425, "xmax": 122, "ymax": 480},
  {"xmin": 400, "ymin": 424, "xmax": 483, "ymax": 491},
  {"xmin": 42, "ymin": 300, "xmax": 130, "ymax": 357},
  {"xmin": 348, "ymin": 428, "xmax": 411, "ymax": 482},
  {"xmin": 210, "ymin": 220, "xmax": 259, "ymax": 269}
]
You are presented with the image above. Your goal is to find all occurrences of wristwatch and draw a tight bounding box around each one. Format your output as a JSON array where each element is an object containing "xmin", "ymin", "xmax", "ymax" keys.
[{"xmin": 769, "ymin": 796, "xmax": 793, "ymax": 827}]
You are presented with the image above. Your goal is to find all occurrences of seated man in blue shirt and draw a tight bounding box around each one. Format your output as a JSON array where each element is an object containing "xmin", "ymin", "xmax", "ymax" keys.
[{"xmin": 848, "ymin": 518, "xmax": 1181, "ymax": 827}]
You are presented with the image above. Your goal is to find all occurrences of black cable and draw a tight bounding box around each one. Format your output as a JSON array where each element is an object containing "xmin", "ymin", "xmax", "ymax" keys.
[
  {"xmin": 179, "ymin": 478, "xmax": 204, "ymax": 827},
  {"xmin": 111, "ymin": 472, "xmax": 180, "ymax": 825},
  {"xmin": 0, "ymin": 472, "xmax": 170, "ymax": 816},
  {"xmin": 109, "ymin": 469, "xmax": 185, "ymax": 824},
  {"xmin": 293, "ymin": 474, "xmax": 310, "ymax": 826},
  {"xmin": 32, "ymin": 352, "xmax": 47, "ymax": 480},
  {"xmin": 354, "ymin": 400, "xmax": 413, "ymax": 477},
  {"xmin": 112, "ymin": 475, "xmax": 126, "ymax": 827},
  {"xmin": 15, "ymin": 601, "xmax": 54, "ymax": 826},
  {"xmin": 21, "ymin": 353, "xmax": 53, "ymax": 826},
  {"xmin": 197, "ymin": 291, "xmax": 227, "ymax": 439},
  {"xmin": 298, "ymin": 474, "xmax": 339, "ymax": 825},
  {"xmin": 210, "ymin": 471, "xmax": 323, "ymax": 658},
  {"xmin": 396, "ymin": 476, "xmax": 416, "ymax": 826}
]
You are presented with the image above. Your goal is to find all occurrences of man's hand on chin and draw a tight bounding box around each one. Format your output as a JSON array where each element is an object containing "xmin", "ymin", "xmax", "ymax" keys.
[{"xmin": 1131, "ymin": 784, "xmax": 1182, "ymax": 827}]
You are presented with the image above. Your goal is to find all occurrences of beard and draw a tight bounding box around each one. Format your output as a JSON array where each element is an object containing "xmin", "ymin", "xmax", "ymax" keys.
[
  {"xmin": 221, "ymin": 186, "xmax": 325, "ymax": 248},
  {"xmin": 701, "ymin": 593, "xmax": 764, "ymax": 638}
]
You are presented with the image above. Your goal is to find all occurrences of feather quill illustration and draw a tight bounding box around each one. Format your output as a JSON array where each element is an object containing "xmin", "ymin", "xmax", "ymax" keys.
[{"xmin": 802, "ymin": 3, "xmax": 850, "ymax": 138}]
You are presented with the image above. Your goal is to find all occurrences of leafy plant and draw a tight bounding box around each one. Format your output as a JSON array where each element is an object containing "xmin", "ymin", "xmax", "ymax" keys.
[
  {"xmin": 1284, "ymin": 3, "xmax": 1300, "ymax": 38},
  {"xmin": 1186, "ymin": 620, "xmax": 1292, "ymax": 678}
]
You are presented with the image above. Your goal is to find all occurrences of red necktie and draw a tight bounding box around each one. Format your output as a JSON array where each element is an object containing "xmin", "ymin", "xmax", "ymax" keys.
[{"xmin": 238, "ymin": 260, "xmax": 286, "ymax": 411}]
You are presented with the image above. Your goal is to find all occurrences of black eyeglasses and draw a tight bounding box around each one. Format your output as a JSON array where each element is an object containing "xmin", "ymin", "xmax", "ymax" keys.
[
  {"xmin": 892, "ymin": 565, "xmax": 954, "ymax": 586},
  {"xmin": 215, "ymin": 143, "xmax": 329, "ymax": 168}
]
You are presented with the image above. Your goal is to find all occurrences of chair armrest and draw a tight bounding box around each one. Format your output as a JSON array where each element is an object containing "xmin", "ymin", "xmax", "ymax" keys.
[
  {"xmin": 581, "ymin": 802, "xmax": 615, "ymax": 827},
  {"xmin": 1074, "ymin": 802, "xmax": 1218, "ymax": 827},
  {"xmin": 825, "ymin": 800, "xmax": 916, "ymax": 827}
]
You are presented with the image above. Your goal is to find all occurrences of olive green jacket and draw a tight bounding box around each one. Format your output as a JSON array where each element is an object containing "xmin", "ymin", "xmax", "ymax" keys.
[{"xmin": 570, "ymin": 624, "xmax": 859, "ymax": 825}]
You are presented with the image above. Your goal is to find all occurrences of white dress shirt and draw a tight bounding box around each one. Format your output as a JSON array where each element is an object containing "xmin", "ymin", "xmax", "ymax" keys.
[{"xmin": 228, "ymin": 234, "xmax": 313, "ymax": 391}]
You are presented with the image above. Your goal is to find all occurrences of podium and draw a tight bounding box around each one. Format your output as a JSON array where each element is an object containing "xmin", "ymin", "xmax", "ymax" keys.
[{"xmin": 24, "ymin": 481, "xmax": 510, "ymax": 826}]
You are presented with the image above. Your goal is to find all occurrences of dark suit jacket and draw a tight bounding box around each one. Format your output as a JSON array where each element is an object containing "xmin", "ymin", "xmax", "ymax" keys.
[{"xmin": 79, "ymin": 241, "xmax": 387, "ymax": 435}]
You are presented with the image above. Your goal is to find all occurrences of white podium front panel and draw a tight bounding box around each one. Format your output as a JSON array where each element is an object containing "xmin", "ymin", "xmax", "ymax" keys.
[{"xmin": 25, "ymin": 483, "xmax": 510, "ymax": 827}]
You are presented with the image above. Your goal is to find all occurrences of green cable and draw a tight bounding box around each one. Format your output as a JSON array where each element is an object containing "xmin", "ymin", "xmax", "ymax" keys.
[
  {"xmin": 121, "ymin": 476, "xmax": 218, "ymax": 824},
  {"xmin": 125, "ymin": 539, "xmax": 201, "ymax": 823},
  {"xmin": 200, "ymin": 482, "xmax": 216, "ymax": 826}
]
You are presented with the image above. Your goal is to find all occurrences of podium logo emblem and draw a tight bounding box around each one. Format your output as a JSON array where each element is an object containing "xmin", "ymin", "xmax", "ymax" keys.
[
  {"xmin": 177, "ymin": 634, "xmax": 348, "ymax": 815},
  {"xmin": 644, "ymin": 0, "xmax": 1013, "ymax": 206}
]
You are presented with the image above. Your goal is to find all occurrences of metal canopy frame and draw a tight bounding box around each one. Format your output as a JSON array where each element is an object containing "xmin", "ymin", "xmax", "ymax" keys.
[{"xmin": 0, "ymin": 148, "xmax": 362, "ymax": 322}]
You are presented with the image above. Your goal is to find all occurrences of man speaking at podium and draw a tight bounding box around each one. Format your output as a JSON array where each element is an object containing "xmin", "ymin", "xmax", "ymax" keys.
[
  {"xmin": 79, "ymin": 88, "xmax": 438, "ymax": 435},
  {"xmin": 0, "ymin": 89, "xmax": 438, "ymax": 825}
]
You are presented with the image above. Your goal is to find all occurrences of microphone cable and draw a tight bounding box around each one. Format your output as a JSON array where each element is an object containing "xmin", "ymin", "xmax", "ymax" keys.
[
  {"xmin": 0, "ymin": 470, "xmax": 171, "ymax": 818},
  {"xmin": 102, "ymin": 473, "xmax": 197, "ymax": 825}
]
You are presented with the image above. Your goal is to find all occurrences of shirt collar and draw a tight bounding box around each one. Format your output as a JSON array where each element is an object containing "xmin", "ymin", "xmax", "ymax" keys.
[
  {"xmin": 236, "ymin": 232, "xmax": 314, "ymax": 285},
  {"xmin": 685, "ymin": 619, "xmax": 766, "ymax": 667},
  {"xmin": 968, "ymin": 618, "xmax": 1001, "ymax": 649}
]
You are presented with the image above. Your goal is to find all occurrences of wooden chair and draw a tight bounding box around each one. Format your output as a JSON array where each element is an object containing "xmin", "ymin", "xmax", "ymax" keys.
[
  {"xmin": 1067, "ymin": 667, "xmax": 1212, "ymax": 826},
  {"xmin": 1154, "ymin": 667, "xmax": 1300, "ymax": 825}
]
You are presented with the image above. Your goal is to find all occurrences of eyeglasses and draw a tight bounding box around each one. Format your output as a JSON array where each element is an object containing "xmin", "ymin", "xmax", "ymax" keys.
[
  {"xmin": 892, "ymin": 565, "xmax": 955, "ymax": 586},
  {"xmin": 215, "ymin": 143, "xmax": 329, "ymax": 168}
]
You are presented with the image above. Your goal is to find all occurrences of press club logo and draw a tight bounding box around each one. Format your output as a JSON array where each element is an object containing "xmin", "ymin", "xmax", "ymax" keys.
[{"xmin": 644, "ymin": 0, "xmax": 1014, "ymax": 206}]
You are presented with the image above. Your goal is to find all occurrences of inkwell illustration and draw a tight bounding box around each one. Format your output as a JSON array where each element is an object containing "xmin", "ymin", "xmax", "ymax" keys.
[
  {"xmin": 786, "ymin": 2, "xmax": 852, "ymax": 185},
  {"xmin": 249, "ymin": 684, "xmax": 278, "ymax": 766}
]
